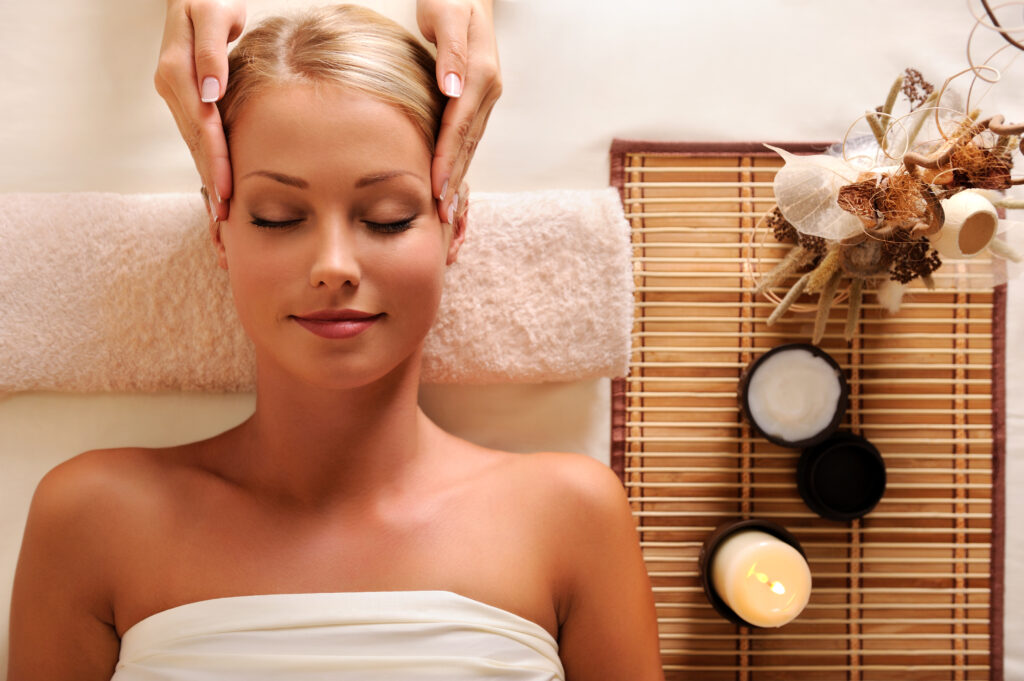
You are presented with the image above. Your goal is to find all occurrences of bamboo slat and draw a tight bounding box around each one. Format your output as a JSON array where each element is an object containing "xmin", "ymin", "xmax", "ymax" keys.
[{"xmin": 613, "ymin": 145, "xmax": 1003, "ymax": 681}]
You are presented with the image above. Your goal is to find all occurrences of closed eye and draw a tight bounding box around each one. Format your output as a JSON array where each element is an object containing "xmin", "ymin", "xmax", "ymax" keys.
[
  {"xmin": 250, "ymin": 216, "xmax": 303, "ymax": 229},
  {"xmin": 365, "ymin": 218, "xmax": 415, "ymax": 234}
]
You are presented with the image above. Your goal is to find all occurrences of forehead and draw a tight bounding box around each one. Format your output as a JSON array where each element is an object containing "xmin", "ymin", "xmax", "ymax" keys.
[{"xmin": 228, "ymin": 82, "xmax": 432, "ymax": 177}]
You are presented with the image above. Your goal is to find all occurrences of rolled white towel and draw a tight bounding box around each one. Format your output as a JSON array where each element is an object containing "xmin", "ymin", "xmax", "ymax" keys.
[{"xmin": 0, "ymin": 189, "xmax": 633, "ymax": 392}]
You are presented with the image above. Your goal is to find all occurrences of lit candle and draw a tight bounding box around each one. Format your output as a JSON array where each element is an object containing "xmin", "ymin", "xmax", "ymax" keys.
[
  {"xmin": 708, "ymin": 528, "xmax": 811, "ymax": 628},
  {"xmin": 741, "ymin": 343, "xmax": 847, "ymax": 448}
]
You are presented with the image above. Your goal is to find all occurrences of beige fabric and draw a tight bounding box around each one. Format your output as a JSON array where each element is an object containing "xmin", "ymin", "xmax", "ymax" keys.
[
  {"xmin": 112, "ymin": 590, "xmax": 564, "ymax": 680},
  {"xmin": 0, "ymin": 189, "xmax": 632, "ymax": 392}
]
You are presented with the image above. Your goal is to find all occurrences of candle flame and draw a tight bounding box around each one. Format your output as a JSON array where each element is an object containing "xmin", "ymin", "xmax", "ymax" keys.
[{"xmin": 746, "ymin": 563, "xmax": 788, "ymax": 596}]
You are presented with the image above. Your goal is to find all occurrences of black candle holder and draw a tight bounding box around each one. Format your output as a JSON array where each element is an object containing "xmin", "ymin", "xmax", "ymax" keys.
[{"xmin": 797, "ymin": 431, "xmax": 886, "ymax": 521}]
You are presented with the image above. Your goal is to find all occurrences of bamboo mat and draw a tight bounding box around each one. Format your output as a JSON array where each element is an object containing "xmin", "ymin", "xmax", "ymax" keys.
[{"xmin": 610, "ymin": 141, "xmax": 1005, "ymax": 681}]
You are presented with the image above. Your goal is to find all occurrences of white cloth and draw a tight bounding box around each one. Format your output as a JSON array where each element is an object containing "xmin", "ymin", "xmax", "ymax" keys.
[{"xmin": 111, "ymin": 590, "xmax": 565, "ymax": 680}]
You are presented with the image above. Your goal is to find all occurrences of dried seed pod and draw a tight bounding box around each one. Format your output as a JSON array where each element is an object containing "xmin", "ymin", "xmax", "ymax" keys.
[
  {"xmin": 837, "ymin": 179, "xmax": 881, "ymax": 229},
  {"xmin": 840, "ymin": 238, "xmax": 891, "ymax": 278}
]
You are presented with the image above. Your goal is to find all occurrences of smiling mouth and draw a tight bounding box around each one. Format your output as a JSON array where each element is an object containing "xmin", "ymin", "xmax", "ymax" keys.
[{"xmin": 291, "ymin": 312, "xmax": 383, "ymax": 339}]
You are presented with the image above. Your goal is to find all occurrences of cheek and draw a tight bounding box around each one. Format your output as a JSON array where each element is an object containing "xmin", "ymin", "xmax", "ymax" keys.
[
  {"xmin": 221, "ymin": 226, "xmax": 293, "ymax": 326},
  {"xmin": 380, "ymin": 232, "xmax": 449, "ymax": 315}
]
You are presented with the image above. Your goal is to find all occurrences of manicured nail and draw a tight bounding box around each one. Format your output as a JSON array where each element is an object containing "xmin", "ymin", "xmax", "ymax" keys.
[
  {"xmin": 439, "ymin": 179, "xmax": 449, "ymax": 201},
  {"xmin": 206, "ymin": 191, "xmax": 217, "ymax": 219},
  {"xmin": 447, "ymin": 193, "xmax": 458, "ymax": 225},
  {"xmin": 443, "ymin": 72, "xmax": 462, "ymax": 98},
  {"xmin": 201, "ymin": 76, "xmax": 220, "ymax": 103}
]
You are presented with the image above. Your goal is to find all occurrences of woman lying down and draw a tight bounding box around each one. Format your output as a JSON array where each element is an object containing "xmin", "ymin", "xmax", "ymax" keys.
[{"xmin": 6, "ymin": 5, "xmax": 663, "ymax": 680}]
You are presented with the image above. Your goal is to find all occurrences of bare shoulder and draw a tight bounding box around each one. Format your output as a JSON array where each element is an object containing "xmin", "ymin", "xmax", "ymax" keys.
[
  {"xmin": 484, "ymin": 450, "xmax": 638, "ymax": 578},
  {"xmin": 8, "ymin": 446, "xmax": 181, "ymax": 679},
  {"xmin": 499, "ymin": 452, "xmax": 664, "ymax": 680},
  {"xmin": 503, "ymin": 450, "xmax": 630, "ymax": 521},
  {"xmin": 30, "ymin": 446, "xmax": 176, "ymax": 527},
  {"xmin": 20, "ymin": 446, "xmax": 182, "ymax": 583},
  {"xmin": 22, "ymin": 443, "xmax": 205, "ymax": 580}
]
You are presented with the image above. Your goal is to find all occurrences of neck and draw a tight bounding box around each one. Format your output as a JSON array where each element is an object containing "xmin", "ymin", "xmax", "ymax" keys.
[{"xmin": 221, "ymin": 351, "xmax": 437, "ymax": 508}]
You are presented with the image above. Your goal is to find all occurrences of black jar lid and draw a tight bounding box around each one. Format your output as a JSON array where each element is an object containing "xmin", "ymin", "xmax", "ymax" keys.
[
  {"xmin": 739, "ymin": 343, "xmax": 849, "ymax": 449},
  {"xmin": 697, "ymin": 519, "xmax": 808, "ymax": 627},
  {"xmin": 797, "ymin": 431, "xmax": 886, "ymax": 521}
]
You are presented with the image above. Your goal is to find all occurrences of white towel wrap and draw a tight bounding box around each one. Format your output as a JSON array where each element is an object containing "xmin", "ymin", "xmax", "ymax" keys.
[
  {"xmin": 0, "ymin": 189, "xmax": 632, "ymax": 392},
  {"xmin": 111, "ymin": 591, "xmax": 565, "ymax": 680}
]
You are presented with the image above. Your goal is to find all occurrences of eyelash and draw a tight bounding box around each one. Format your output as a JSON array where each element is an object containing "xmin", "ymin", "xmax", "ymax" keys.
[
  {"xmin": 365, "ymin": 218, "xmax": 415, "ymax": 234},
  {"xmin": 248, "ymin": 217, "xmax": 416, "ymax": 233},
  {"xmin": 250, "ymin": 217, "xmax": 302, "ymax": 230}
]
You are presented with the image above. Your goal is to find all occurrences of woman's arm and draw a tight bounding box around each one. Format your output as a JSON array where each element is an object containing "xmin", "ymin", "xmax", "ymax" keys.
[
  {"xmin": 548, "ymin": 456, "xmax": 665, "ymax": 680},
  {"xmin": 7, "ymin": 457, "xmax": 121, "ymax": 681}
]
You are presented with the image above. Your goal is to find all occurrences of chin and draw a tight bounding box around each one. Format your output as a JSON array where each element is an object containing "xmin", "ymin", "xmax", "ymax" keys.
[{"xmin": 264, "ymin": 345, "xmax": 424, "ymax": 394}]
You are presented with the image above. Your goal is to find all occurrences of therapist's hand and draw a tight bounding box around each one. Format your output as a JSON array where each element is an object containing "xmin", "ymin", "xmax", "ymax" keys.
[
  {"xmin": 417, "ymin": 0, "xmax": 501, "ymax": 224},
  {"xmin": 155, "ymin": 0, "xmax": 245, "ymax": 221},
  {"xmin": 154, "ymin": 0, "xmax": 500, "ymax": 225}
]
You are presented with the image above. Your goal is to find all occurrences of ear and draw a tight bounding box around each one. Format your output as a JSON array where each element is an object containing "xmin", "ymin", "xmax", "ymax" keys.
[
  {"xmin": 209, "ymin": 217, "xmax": 229, "ymax": 270},
  {"xmin": 446, "ymin": 209, "xmax": 467, "ymax": 265}
]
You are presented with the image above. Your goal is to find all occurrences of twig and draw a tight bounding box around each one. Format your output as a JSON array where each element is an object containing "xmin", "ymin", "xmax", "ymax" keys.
[
  {"xmin": 755, "ymin": 246, "xmax": 813, "ymax": 295},
  {"xmin": 988, "ymin": 236, "xmax": 1022, "ymax": 262},
  {"xmin": 904, "ymin": 113, "xmax": 1024, "ymax": 176},
  {"xmin": 981, "ymin": 0, "xmax": 1024, "ymax": 52},
  {"xmin": 994, "ymin": 198, "xmax": 1024, "ymax": 210},
  {"xmin": 767, "ymin": 272, "xmax": 811, "ymax": 327},
  {"xmin": 813, "ymin": 270, "xmax": 843, "ymax": 344},
  {"xmin": 845, "ymin": 278, "xmax": 864, "ymax": 340}
]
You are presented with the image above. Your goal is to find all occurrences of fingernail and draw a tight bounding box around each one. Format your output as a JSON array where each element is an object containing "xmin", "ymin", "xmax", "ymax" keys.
[
  {"xmin": 443, "ymin": 72, "xmax": 462, "ymax": 98},
  {"xmin": 439, "ymin": 179, "xmax": 449, "ymax": 201},
  {"xmin": 207, "ymin": 192, "xmax": 217, "ymax": 219},
  {"xmin": 447, "ymin": 193, "xmax": 458, "ymax": 225},
  {"xmin": 201, "ymin": 76, "xmax": 220, "ymax": 103}
]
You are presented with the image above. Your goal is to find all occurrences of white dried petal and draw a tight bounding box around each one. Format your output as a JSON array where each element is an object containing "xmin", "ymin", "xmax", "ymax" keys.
[{"xmin": 767, "ymin": 145, "xmax": 865, "ymax": 241}]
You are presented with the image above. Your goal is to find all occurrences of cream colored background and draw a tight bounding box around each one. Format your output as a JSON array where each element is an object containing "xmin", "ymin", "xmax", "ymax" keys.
[{"xmin": 2, "ymin": 0, "xmax": 1023, "ymax": 676}]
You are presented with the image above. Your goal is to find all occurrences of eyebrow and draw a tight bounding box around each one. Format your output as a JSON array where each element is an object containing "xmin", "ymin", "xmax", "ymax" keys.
[
  {"xmin": 354, "ymin": 170, "xmax": 423, "ymax": 188},
  {"xmin": 241, "ymin": 170, "xmax": 308, "ymax": 189},
  {"xmin": 241, "ymin": 169, "xmax": 423, "ymax": 190}
]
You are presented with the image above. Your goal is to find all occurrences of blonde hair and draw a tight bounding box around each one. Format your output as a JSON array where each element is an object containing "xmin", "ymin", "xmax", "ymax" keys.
[{"xmin": 219, "ymin": 4, "xmax": 444, "ymax": 153}]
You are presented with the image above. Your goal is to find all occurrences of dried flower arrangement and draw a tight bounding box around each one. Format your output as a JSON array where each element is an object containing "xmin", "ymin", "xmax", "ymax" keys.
[{"xmin": 757, "ymin": 4, "xmax": 1024, "ymax": 344}]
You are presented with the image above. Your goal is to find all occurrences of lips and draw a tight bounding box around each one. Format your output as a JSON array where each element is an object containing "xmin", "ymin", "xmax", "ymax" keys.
[{"xmin": 291, "ymin": 309, "xmax": 383, "ymax": 340}]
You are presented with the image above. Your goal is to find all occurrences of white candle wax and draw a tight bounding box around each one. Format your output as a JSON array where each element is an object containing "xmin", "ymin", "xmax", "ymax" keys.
[
  {"xmin": 710, "ymin": 529, "xmax": 811, "ymax": 628},
  {"xmin": 746, "ymin": 348, "xmax": 842, "ymax": 443}
]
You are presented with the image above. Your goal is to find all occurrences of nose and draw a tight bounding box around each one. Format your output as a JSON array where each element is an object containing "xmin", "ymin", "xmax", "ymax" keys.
[{"xmin": 309, "ymin": 220, "xmax": 361, "ymax": 289}]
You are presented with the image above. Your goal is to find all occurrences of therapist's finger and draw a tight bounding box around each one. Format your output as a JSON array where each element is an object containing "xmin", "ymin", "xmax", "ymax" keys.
[
  {"xmin": 154, "ymin": 54, "xmax": 230, "ymax": 221},
  {"xmin": 437, "ymin": 87, "xmax": 496, "ymax": 219},
  {"xmin": 423, "ymin": 1, "xmax": 471, "ymax": 102},
  {"xmin": 426, "ymin": 2, "xmax": 501, "ymax": 222},
  {"xmin": 190, "ymin": 0, "xmax": 246, "ymax": 105}
]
